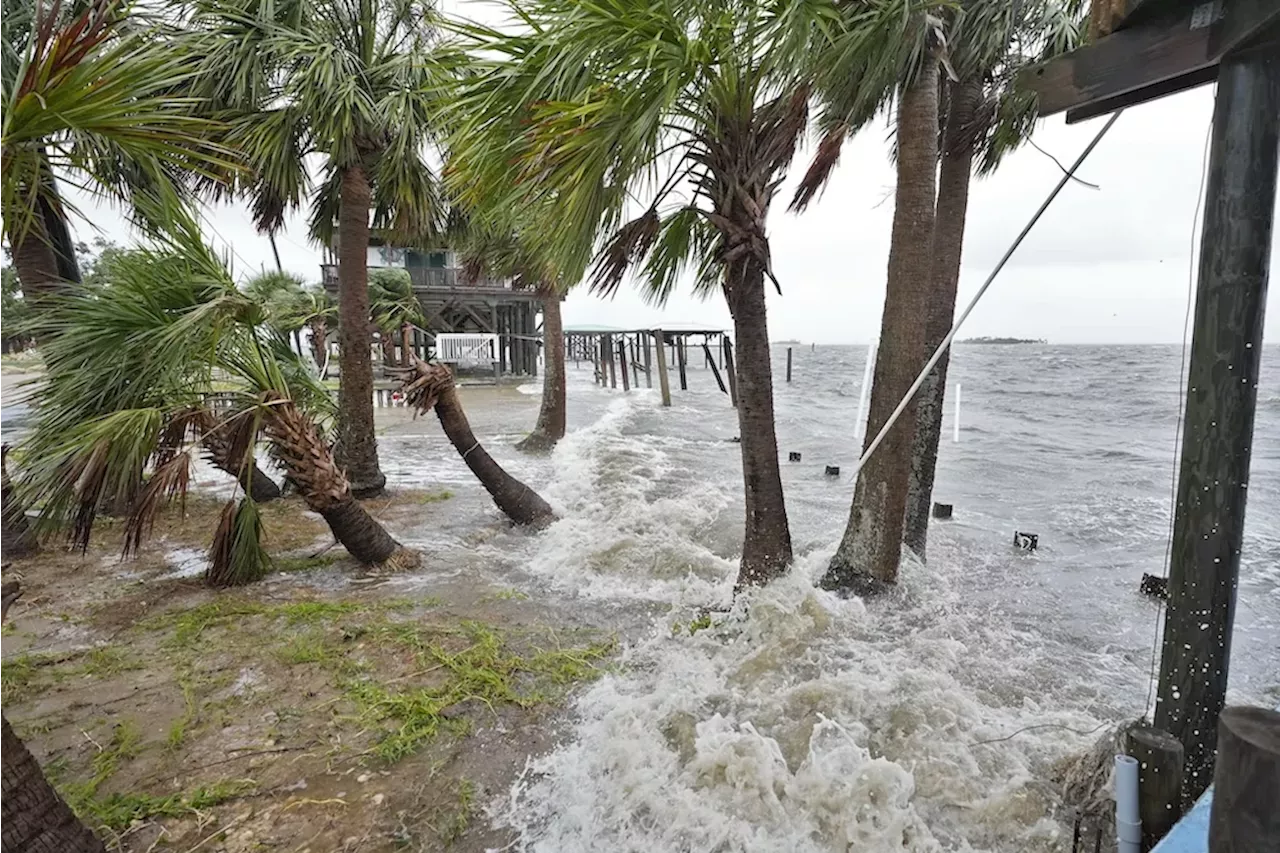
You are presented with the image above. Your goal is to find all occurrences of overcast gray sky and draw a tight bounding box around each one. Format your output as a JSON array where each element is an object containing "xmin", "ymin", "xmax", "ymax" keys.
[{"xmin": 66, "ymin": 57, "xmax": 1279, "ymax": 345}]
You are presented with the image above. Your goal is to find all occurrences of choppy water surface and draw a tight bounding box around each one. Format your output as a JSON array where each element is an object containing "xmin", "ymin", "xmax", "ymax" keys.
[
  {"xmin": 370, "ymin": 343, "xmax": 1280, "ymax": 853},
  {"xmin": 10, "ymin": 344, "xmax": 1278, "ymax": 851}
]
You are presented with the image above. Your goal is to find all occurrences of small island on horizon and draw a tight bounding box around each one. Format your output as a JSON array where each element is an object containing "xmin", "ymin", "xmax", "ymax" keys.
[{"xmin": 957, "ymin": 336, "xmax": 1047, "ymax": 345}]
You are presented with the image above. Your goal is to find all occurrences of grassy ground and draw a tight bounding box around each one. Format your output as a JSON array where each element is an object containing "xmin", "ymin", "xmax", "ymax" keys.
[{"xmin": 2, "ymin": 491, "xmax": 612, "ymax": 852}]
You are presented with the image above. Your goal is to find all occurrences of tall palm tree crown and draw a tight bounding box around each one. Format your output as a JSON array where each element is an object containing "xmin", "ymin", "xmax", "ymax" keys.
[{"xmin": 189, "ymin": 0, "xmax": 457, "ymax": 495}]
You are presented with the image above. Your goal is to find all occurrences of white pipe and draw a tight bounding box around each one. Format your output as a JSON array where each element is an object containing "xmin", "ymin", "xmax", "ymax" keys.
[
  {"xmin": 847, "ymin": 110, "xmax": 1123, "ymax": 481},
  {"xmin": 953, "ymin": 383, "xmax": 961, "ymax": 443},
  {"xmin": 855, "ymin": 343, "xmax": 877, "ymax": 440},
  {"xmin": 1115, "ymin": 754, "xmax": 1141, "ymax": 853}
]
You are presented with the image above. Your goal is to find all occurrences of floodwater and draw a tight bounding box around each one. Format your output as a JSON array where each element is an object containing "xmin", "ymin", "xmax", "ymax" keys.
[{"xmin": 5, "ymin": 344, "xmax": 1278, "ymax": 851}]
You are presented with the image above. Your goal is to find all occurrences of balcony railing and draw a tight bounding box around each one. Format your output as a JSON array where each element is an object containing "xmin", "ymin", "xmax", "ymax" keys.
[{"xmin": 320, "ymin": 265, "xmax": 510, "ymax": 290}]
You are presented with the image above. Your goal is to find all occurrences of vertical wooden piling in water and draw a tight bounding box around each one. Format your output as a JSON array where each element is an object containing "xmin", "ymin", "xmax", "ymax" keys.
[
  {"xmin": 643, "ymin": 332, "xmax": 653, "ymax": 388},
  {"xmin": 630, "ymin": 335, "xmax": 641, "ymax": 386},
  {"xmin": 703, "ymin": 342, "xmax": 727, "ymax": 394},
  {"xmin": 653, "ymin": 330, "xmax": 671, "ymax": 407},
  {"xmin": 1208, "ymin": 706, "xmax": 1280, "ymax": 853},
  {"xmin": 723, "ymin": 337, "xmax": 738, "ymax": 408},
  {"xmin": 1154, "ymin": 53, "xmax": 1280, "ymax": 807},
  {"xmin": 786, "ymin": 347, "xmax": 792, "ymax": 383},
  {"xmin": 618, "ymin": 340, "xmax": 630, "ymax": 391},
  {"xmin": 676, "ymin": 338, "xmax": 688, "ymax": 390},
  {"xmin": 605, "ymin": 334, "xmax": 617, "ymax": 388},
  {"xmin": 1125, "ymin": 725, "xmax": 1184, "ymax": 850}
]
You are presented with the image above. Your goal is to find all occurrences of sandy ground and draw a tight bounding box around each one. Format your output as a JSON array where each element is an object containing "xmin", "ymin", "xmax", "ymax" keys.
[{"xmin": 1, "ymin": 489, "xmax": 611, "ymax": 852}]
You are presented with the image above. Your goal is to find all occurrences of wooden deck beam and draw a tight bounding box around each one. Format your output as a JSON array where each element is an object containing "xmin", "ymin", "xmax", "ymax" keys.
[{"xmin": 1021, "ymin": 0, "xmax": 1280, "ymax": 123}]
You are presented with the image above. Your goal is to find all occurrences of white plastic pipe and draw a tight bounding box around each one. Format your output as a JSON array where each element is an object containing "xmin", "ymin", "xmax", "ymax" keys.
[
  {"xmin": 953, "ymin": 383, "xmax": 961, "ymax": 443},
  {"xmin": 855, "ymin": 343, "xmax": 877, "ymax": 439},
  {"xmin": 1115, "ymin": 754, "xmax": 1141, "ymax": 853}
]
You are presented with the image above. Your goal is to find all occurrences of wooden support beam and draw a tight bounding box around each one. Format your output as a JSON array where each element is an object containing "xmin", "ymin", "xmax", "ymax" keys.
[
  {"xmin": 1154, "ymin": 51, "xmax": 1279, "ymax": 807},
  {"xmin": 723, "ymin": 337, "xmax": 738, "ymax": 409},
  {"xmin": 1021, "ymin": 0, "xmax": 1280, "ymax": 123},
  {"xmin": 1209, "ymin": 706, "xmax": 1280, "ymax": 853},
  {"xmin": 605, "ymin": 333, "xmax": 617, "ymax": 388},
  {"xmin": 653, "ymin": 330, "xmax": 671, "ymax": 406},
  {"xmin": 676, "ymin": 337, "xmax": 687, "ymax": 390},
  {"xmin": 703, "ymin": 342, "xmax": 728, "ymax": 394}
]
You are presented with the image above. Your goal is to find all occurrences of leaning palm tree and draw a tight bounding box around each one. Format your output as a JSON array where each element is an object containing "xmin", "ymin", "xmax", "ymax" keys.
[
  {"xmin": 900, "ymin": 0, "xmax": 1084, "ymax": 559},
  {"xmin": 368, "ymin": 267, "xmax": 425, "ymax": 367},
  {"xmin": 448, "ymin": 0, "xmax": 867, "ymax": 588},
  {"xmin": 2, "ymin": 0, "xmax": 230, "ymax": 303},
  {"xmin": 189, "ymin": 0, "xmax": 456, "ymax": 497},
  {"xmin": 17, "ymin": 230, "xmax": 418, "ymax": 586}
]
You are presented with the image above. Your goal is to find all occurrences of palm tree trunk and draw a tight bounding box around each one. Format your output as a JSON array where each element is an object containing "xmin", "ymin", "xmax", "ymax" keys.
[
  {"xmin": 727, "ymin": 255, "xmax": 793, "ymax": 587},
  {"xmin": 903, "ymin": 76, "xmax": 980, "ymax": 560},
  {"xmin": 263, "ymin": 396, "xmax": 415, "ymax": 566},
  {"xmin": 333, "ymin": 164, "xmax": 386, "ymax": 497},
  {"xmin": 821, "ymin": 66, "xmax": 939, "ymax": 596},
  {"xmin": 516, "ymin": 287, "xmax": 566, "ymax": 453},
  {"xmin": 2, "ymin": 716, "xmax": 106, "ymax": 853},
  {"xmin": 7, "ymin": 218, "xmax": 61, "ymax": 311},
  {"xmin": 308, "ymin": 318, "xmax": 329, "ymax": 370},
  {"xmin": 396, "ymin": 361, "xmax": 555, "ymax": 527}
]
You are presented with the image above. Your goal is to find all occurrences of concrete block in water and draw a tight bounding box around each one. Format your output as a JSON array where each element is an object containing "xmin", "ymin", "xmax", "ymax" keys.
[
  {"xmin": 932, "ymin": 502, "xmax": 953, "ymax": 520},
  {"xmin": 1013, "ymin": 531, "xmax": 1038, "ymax": 552}
]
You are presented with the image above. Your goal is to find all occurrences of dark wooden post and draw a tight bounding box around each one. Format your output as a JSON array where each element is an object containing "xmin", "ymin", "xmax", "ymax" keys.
[
  {"xmin": 643, "ymin": 331, "xmax": 653, "ymax": 388},
  {"xmin": 786, "ymin": 347, "xmax": 793, "ymax": 383},
  {"xmin": 1154, "ymin": 52, "xmax": 1280, "ymax": 807},
  {"xmin": 1125, "ymin": 724, "xmax": 1184, "ymax": 850},
  {"xmin": 653, "ymin": 330, "xmax": 671, "ymax": 407},
  {"xmin": 1209, "ymin": 706, "xmax": 1280, "ymax": 853},
  {"xmin": 618, "ymin": 340, "xmax": 630, "ymax": 391},
  {"xmin": 498, "ymin": 307, "xmax": 508, "ymax": 375},
  {"xmin": 702, "ymin": 342, "xmax": 727, "ymax": 394},
  {"xmin": 723, "ymin": 337, "xmax": 738, "ymax": 408},
  {"xmin": 676, "ymin": 336, "xmax": 687, "ymax": 390}
]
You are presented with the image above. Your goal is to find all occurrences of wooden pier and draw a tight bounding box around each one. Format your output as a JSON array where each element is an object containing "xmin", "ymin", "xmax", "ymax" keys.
[{"xmin": 563, "ymin": 325, "xmax": 733, "ymax": 407}]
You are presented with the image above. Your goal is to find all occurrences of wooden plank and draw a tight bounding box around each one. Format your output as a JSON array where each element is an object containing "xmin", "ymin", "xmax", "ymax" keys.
[
  {"xmin": 703, "ymin": 342, "xmax": 728, "ymax": 394},
  {"xmin": 1022, "ymin": 0, "xmax": 1280, "ymax": 122}
]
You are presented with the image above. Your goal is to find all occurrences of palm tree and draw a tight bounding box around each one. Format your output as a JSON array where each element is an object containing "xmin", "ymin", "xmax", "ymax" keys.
[
  {"xmin": 190, "ymin": 0, "xmax": 456, "ymax": 498},
  {"xmin": 447, "ymin": 0, "xmax": 867, "ymax": 587},
  {"xmin": 395, "ymin": 359, "xmax": 556, "ymax": 527},
  {"xmin": 790, "ymin": 7, "xmax": 949, "ymax": 594},
  {"xmin": 368, "ymin": 267, "xmax": 425, "ymax": 367},
  {"xmin": 901, "ymin": 0, "xmax": 1084, "ymax": 559},
  {"xmin": 452, "ymin": 209, "xmax": 575, "ymax": 453},
  {"xmin": 17, "ymin": 230, "xmax": 417, "ymax": 585},
  {"xmin": 2, "ymin": 0, "xmax": 230, "ymax": 304}
]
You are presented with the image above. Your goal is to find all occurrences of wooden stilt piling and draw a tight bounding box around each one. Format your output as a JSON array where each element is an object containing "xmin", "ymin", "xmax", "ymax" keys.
[
  {"xmin": 786, "ymin": 347, "xmax": 792, "ymax": 383},
  {"xmin": 654, "ymin": 330, "xmax": 671, "ymax": 407},
  {"xmin": 605, "ymin": 333, "xmax": 617, "ymax": 388},
  {"xmin": 618, "ymin": 340, "xmax": 630, "ymax": 391},
  {"xmin": 1125, "ymin": 724, "xmax": 1184, "ymax": 850},
  {"xmin": 1209, "ymin": 706, "xmax": 1280, "ymax": 853},
  {"xmin": 643, "ymin": 332, "xmax": 653, "ymax": 388}
]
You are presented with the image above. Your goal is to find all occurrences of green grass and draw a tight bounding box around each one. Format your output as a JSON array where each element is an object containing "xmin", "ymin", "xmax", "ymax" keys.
[
  {"xmin": 79, "ymin": 645, "xmax": 142, "ymax": 677},
  {"xmin": 273, "ymin": 551, "xmax": 346, "ymax": 574},
  {"xmin": 415, "ymin": 489, "xmax": 454, "ymax": 504},
  {"xmin": 488, "ymin": 587, "xmax": 530, "ymax": 602},
  {"xmin": 2, "ymin": 650, "xmax": 72, "ymax": 702},
  {"xmin": 75, "ymin": 779, "xmax": 258, "ymax": 832}
]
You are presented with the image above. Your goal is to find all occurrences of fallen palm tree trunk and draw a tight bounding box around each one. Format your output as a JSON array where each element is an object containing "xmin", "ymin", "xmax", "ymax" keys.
[
  {"xmin": 393, "ymin": 360, "xmax": 556, "ymax": 528},
  {"xmin": 199, "ymin": 416, "xmax": 283, "ymax": 503}
]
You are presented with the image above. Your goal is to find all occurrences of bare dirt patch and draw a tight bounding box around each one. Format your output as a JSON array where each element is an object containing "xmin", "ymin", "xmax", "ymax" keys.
[{"xmin": 2, "ymin": 492, "xmax": 612, "ymax": 852}]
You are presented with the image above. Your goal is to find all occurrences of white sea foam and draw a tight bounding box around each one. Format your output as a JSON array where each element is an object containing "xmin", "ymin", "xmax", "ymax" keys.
[{"xmin": 490, "ymin": 393, "xmax": 1139, "ymax": 852}]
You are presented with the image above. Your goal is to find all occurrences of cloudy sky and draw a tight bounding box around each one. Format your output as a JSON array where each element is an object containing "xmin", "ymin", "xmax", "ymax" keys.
[{"xmin": 67, "ymin": 53, "xmax": 1278, "ymax": 346}]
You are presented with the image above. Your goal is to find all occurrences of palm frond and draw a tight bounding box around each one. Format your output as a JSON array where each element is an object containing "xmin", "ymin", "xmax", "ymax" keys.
[
  {"xmin": 207, "ymin": 495, "xmax": 271, "ymax": 587},
  {"xmin": 123, "ymin": 449, "xmax": 191, "ymax": 556}
]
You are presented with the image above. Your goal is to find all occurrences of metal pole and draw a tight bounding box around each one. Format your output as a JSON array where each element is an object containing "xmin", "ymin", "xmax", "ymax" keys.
[
  {"xmin": 1155, "ymin": 53, "xmax": 1279, "ymax": 807},
  {"xmin": 856, "ymin": 342, "xmax": 877, "ymax": 440},
  {"xmin": 953, "ymin": 382, "xmax": 961, "ymax": 443}
]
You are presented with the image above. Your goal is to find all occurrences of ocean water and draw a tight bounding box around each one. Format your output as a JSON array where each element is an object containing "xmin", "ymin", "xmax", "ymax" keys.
[
  {"xmin": 6, "ymin": 344, "xmax": 1278, "ymax": 850},
  {"xmin": 369, "ymin": 342, "xmax": 1280, "ymax": 853}
]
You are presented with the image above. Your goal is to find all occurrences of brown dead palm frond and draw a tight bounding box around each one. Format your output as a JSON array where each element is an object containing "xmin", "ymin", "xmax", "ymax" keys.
[
  {"xmin": 123, "ymin": 450, "xmax": 192, "ymax": 556},
  {"xmin": 389, "ymin": 358, "xmax": 453, "ymax": 416},
  {"xmin": 590, "ymin": 207, "xmax": 661, "ymax": 298},
  {"xmin": 207, "ymin": 495, "xmax": 270, "ymax": 587},
  {"xmin": 790, "ymin": 123, "xmax": 848, "ymax": 212}
]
